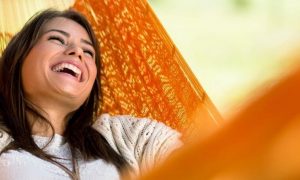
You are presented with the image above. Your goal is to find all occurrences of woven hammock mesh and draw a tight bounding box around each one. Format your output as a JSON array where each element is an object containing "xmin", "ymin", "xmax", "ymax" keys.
[{"xmin": 0, "ymin": 0, "xmax": 222, "ymax": 139}]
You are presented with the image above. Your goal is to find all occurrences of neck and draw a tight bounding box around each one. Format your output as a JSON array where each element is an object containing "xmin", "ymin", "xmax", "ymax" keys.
[{"xmin": 28, "ymin": 106, "xmax": 74, "ymax": 136}]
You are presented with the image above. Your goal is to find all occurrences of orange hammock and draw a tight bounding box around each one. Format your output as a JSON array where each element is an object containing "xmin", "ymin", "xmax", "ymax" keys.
[{"xmin": 0, "ymin": 0, "xmax": 222, "ymax": 139}]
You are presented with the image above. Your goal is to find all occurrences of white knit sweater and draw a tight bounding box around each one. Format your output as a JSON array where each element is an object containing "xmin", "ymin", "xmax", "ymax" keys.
[{"xmin": 0, "ymin": 114, "xmax": 182, "ymax": 176}]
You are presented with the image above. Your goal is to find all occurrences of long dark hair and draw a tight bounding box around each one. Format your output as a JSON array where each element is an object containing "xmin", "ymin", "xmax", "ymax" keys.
[{"xmin": 0, "ymin": 9, "xmax": 127, "ymax": 176}]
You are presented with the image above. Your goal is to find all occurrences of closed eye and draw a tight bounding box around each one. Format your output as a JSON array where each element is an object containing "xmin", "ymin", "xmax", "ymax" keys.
[
  {"xmin": 48, "ymin": 36, "xmax": 65, "ymax": 45},
  {"xmin": 83, "ymin": 49, "xmax": 94, "ymax": 58}
]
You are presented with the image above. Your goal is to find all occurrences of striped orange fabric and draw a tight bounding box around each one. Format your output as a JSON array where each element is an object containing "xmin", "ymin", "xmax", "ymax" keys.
[{"xmin": 73, "ymin": 0, "xmax": 222, "ymax": 139}]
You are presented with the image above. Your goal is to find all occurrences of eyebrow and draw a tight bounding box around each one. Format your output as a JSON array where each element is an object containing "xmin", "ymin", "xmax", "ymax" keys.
[{"xmin": 44, "ymin": 29, "xmax": 94, "ymax": 47}]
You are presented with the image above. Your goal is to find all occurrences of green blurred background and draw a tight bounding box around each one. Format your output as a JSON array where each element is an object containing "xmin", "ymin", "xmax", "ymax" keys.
[{"xmin": 149, "ymin": 0, "xmax": 300, "ymax": 116}]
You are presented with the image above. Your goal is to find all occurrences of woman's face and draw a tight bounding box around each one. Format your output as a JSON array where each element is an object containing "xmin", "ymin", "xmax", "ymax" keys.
[{"xmin": 22, "ymin": 17, "xmax": 97, "ymax": 110}]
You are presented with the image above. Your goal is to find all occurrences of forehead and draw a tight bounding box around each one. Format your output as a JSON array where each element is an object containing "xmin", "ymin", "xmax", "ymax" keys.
[{"xmin": 41, "ymin": 17, "xmax": 91, "ymax": 40}]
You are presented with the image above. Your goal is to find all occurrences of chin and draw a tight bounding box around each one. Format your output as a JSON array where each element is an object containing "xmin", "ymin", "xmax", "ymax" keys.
[{"xmin": 60, "ymin": 95, "xmax": 88, "ymax": 111}]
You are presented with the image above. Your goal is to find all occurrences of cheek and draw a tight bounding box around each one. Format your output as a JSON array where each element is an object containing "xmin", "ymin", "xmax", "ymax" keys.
[
  {"xmin": 22, "ymin": 47, "xmax": 45, "ymax": 75},
  {"xmin": 22, "ymin": 63, "xmax": 44, "ymax": 97},
  {"xmin": 22, "ymin": 50, "xmax": 39, "ymax": 86},
  {"xmin": 88, "ymin": 61, "xmax": 98, "ymax": 82},
  {"xmin": 21, "ymin": 43, "xmax": 52, "ymax": 93}
]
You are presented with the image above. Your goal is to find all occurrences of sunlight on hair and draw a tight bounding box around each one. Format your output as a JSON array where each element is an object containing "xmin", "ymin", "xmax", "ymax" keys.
[{"xmin": 0, "ymin": 0, "xmax": 74, "ymax": 34}]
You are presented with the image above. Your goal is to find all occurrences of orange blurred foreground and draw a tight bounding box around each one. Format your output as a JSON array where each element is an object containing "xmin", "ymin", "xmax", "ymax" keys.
[{"xmin": 138, "ymin": 64, "xmax": 300, "ymax": 179}]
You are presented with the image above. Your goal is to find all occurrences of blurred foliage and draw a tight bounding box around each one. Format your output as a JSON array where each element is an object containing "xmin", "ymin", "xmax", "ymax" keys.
[
  {"xmin": 232, "ymin": 0, "xmax": 250, "ymax": 10},
  {"xmin": 149, "ymin": 0, "xmax": 300, "ymax": 116}
]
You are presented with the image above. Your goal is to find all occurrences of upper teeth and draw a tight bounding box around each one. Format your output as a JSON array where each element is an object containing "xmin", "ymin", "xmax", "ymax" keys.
[{"xmin": 52, "ymin": 63, "xmax": 82, "ymax": 77}]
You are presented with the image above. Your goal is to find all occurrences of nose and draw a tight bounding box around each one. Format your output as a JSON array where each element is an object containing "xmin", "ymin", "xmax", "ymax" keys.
[{"xmin": 64, "ymin": 44, "xmax": 83, "ymax": 61}]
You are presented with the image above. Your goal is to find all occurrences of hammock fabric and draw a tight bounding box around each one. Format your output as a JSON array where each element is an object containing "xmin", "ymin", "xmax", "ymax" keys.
[
  {"xmin": 0, "ymin": 0, "xmax": 222, "ymax": 139},
  {"xmin": 73, "ymin": 0, "xmax": 222, "ymax": 139}
]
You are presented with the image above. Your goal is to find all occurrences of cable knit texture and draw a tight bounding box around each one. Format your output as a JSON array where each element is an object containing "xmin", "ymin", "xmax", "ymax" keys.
[
  {"xmin": 0, "ymin": 129, "xmax": 11, "ymax": 152},
  {"xmin": 92, "ymin": 114, "xmax": 182, "ymax": 174},
  {"xmin": 0, "ymin": 114, "xmax": 182, "ymax": 176}
]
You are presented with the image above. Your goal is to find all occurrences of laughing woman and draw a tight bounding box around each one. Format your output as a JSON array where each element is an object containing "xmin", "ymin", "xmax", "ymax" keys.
[{"xmin": 0, "ymin": 9, "xmax": 181, "ymax": 180}]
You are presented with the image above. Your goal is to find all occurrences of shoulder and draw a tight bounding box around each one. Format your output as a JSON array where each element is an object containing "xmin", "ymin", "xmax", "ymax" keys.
[
  {"xmin": 92, "ymin": 113, "xmax": 182, "ymax": 174},
  {"xmin": 0, "ymin": 128, "xmax": 12, "ymax": 153},
  {"xmin": 93, "ymin": 113, "xmax": 173, "ymax": 140},
  {"xmin": 92, "ymin": 114, "xmax": 182, "ymax": 151}
]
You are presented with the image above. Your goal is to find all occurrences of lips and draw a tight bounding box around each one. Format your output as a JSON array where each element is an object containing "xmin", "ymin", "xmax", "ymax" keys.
[{"xmin": 51, "ymin": 62, "xmax": 82, "ymax": 81}]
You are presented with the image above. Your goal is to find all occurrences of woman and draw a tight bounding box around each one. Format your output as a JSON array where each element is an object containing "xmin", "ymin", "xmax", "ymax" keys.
[{"xmin": 0, "ymin": 9, "xmax": 181, "ymax": 180}]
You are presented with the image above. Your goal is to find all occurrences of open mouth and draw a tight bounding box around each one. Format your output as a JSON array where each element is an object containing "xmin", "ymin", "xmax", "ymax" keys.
[{"xmin": 52, "ymin": 63, "xmax": 82, "ymax": 81}]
